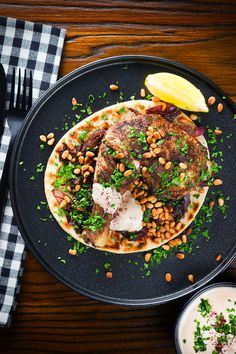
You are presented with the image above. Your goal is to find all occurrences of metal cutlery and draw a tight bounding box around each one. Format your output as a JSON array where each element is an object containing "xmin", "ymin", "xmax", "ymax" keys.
[{"xmin": 0, "ymin": 68, "xmax": 32, "ymax": 225}]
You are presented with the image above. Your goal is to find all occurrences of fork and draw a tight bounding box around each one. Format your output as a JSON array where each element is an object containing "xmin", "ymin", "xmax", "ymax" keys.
[{"xmin": 0, "ymin": 68, "xmax": 32, "ymax": 225}]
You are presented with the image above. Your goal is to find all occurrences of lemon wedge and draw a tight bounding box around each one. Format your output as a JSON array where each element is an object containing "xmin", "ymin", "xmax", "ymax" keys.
[{"xmin": 145, "ymin": 72, "xmax": 209, "ymax": 112}]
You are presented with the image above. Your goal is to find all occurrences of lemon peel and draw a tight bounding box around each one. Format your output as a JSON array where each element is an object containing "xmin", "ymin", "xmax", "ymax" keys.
[{"xmin": 145, "ymin": 72, "xmax": 209, "ymax": 112}]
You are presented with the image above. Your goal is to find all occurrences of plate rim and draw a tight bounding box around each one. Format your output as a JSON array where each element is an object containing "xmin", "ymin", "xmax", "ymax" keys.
[{"xmin": 10, "ymin": 55, "xmax": 236, "ymax": 306}]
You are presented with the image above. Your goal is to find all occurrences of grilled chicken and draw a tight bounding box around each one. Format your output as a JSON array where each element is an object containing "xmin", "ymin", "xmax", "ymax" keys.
[{"xmin": 82, "ymin": 108, "xmax": 212, "ymax": 246}]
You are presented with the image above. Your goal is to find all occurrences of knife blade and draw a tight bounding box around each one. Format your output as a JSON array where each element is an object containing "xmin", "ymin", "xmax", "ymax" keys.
[{"xmin": 0, "ymin": 63, "xmax": 7, "ymax": 138}]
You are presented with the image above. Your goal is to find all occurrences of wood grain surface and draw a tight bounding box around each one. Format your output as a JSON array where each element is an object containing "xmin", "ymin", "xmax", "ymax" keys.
[{"xmin": 0, "ymin": 1, "xmax": 236, "ymax": 353}]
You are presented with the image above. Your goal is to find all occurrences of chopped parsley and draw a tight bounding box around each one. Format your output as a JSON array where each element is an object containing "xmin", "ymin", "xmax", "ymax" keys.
[
  {"xmin": 193, "ymin": 319, "xmax": 209, "ymax": 352},
  {"xmin": 83, "ymin": 212, "xmax": 105, "ymax": 232},
  {"xmin": 117, "ymin": 106, "xmax": 126, "ymax": 114},
  {"xmin": 198, "ymin": 298, "xmax": 212, "ymax": 317},
  {"xmin": 36, "ymin": 163, "xmax": 44, "ymax": 173},
  {"xmin": 79, "ymin": 130, "xmax": 89, "ymax": 142}
]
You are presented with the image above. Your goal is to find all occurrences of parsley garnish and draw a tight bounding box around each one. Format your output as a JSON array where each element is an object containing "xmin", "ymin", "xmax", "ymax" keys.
[{"xmin": 198, "ymin": 298, "xmax": 212, "ymax": 317}]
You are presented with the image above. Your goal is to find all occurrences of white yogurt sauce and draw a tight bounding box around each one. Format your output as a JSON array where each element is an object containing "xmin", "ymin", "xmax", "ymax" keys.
[
  {"xmin": 92, "ymin": 183, "xmax": 122, "ymax": 214},
  {"xmin": 92, "ymin": 184, "xmax": 143, "ymax": 232},
  {"xmin": 110, "ymin": 191, "xmax": 143, "ymax": 232},
  {"xmin": 177, "ymin": 286, "xmax": 236, "ymax": 354}
]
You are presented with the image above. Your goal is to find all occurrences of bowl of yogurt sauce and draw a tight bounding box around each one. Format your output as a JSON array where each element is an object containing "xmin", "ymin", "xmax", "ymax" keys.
[{"xmin": 175, "ymin": 282, "xmax": 236, "ymax": 354}]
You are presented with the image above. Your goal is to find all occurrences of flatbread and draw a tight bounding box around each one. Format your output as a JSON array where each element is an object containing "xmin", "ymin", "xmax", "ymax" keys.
[{"xmin": 45, "ymin": 100, "xmax": 210, "ymax": 253}]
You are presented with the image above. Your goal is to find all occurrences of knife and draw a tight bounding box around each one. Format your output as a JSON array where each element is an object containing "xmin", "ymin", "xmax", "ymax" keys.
[{"xmin": 0, "ymin": 63, "xmax": 7, "ymax": 138}]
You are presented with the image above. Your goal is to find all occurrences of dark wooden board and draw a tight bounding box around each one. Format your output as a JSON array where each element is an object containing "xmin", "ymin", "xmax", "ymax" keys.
[{"xmin": 0, "ymin": 1, "xmax": 235, "ymax": 353}]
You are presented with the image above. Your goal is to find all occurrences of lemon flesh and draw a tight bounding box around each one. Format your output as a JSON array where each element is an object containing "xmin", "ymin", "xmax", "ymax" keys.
[{"xmin": 145, "ymin": 72, "xmax": 209, "ymax": 112}]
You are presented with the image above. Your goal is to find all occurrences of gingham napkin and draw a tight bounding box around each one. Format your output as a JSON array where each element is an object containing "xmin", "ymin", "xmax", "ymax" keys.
[{"xmin": 0, "ymin": 16, "xmax": 66, "ymax": 327}]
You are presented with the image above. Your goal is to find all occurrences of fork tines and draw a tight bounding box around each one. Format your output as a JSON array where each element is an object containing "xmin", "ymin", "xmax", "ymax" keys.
[{"xmin": 10, "ymin": 68, "xmax": 32, "ymax": 112}]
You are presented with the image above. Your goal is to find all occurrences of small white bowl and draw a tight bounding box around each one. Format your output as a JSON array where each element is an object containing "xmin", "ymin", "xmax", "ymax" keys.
[{"xmin": 175, "ymin": 282, "xmax": 236, "ymax": 354}]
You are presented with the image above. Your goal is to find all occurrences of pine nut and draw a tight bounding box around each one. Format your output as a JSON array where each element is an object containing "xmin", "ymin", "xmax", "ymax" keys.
[
  {"xmin": 47, "ymin": 138, "xmax": 55, "ymax": 146},
  {"xmin": 154, "ymin": 147, "xmax": 161, "ymax": 155},
  {"xmin": 143, "ymin": 152, "xmax": 152, "ymax": 158},
  {"xmin": 39, "ymin": 135, "xmax": 47, "ymax": 142},
  {"xmin": 74, "ymin": 168, "xmax": 80, "ymax": 175},
  {"xmin": 86, "ymin": 151, "xmax": 95, "ymax": 157},
  {"xmin": 144, "ymin": 253, "xmax": 152, "ymax": 262},
  {"xmin": 62, "ymin": 150, "xmax": 69, "ymax": 159},
  {"xmin": 67, "ymin": 186, "xmax": 72, "ymax": 192},
  {"xmin": 140, "ymin": 197, "xmax": 148, "ymax": 205},
  {"xmin": 142, "ymin": 183, "xmax": 148, "ymax": 190},
  {"xmin": 165, "ymin": 231, "xmax": 170, "ymax": 238},
  {"xmin": 147, "ymin": 136, "xmax": 153, "ymax": 144},
  {"xmin": 110, "ymin": 84, "xmax": 118, "ymax": 91},
  {"xmin": 150, "ymin": 143, "xmax": 157, "ymax": 149},
  {"xmin": 59, "ymin": 200, "xmax": 67, "ymax": 208},
  {"xmin": 215, "ymin": 254, "xmax": 222, "ymax": 262},
  {"xmin": 182, "ymin": 235, "xmax": 187, "ymax": 243},
  {"xmin": 218, "ymin": 198, "xmax": 224, "ymax": 207},
  {"xmin": 179, "ymin": 162, "xmax": 187, "ymax": 169},
  {"xmin": 159, "ymin": 157, "xmax": 166, "ymax": 165},
  {"xmin": 179, "ymin": 172, "xmax": 185, "ymax": 181},
  {"xmin": 159, "ymin": 129, "xmax": 165, "ymax": 137},
  {"xmin": 148, "ymin": 126, "xmax": 154, "ymax": 132},
  {"xmin": 165, "ymin": 161, "xmax": 172, "ymax": 170},
  {"xmin": 208, "ymin": 96, "xmax": 216, "ymax": 105},
  {"xmin": 152, "ymin": 221, "xmax": 157, "ymax": 228},
  {"xmin": 146, "ymin": 131, "xmax": 152, "ymax": 136},
  {"xmin": 84, "ymin": 156, "xmax": 90, "ymax": 164},
  {"xmin": 72, "ymin": 97, "xmax": 77, "ymax": 105},
  {"xmin": 67, "ymin": 154, "xmax": 72, "ymax": 161},
  {"xmin": 162, "ymin": 244, "xmax": 170, "ymax": 251},
  {"xmin": 71, "ymin": 158, "xmax": 76, "ymax": 163},
  {"xmin": 213, "ymin": 178, "xmax": 223, "ymax": 186},
  {"xmin": 148, "ymin": 196, "xmax": 157, "ymax": 203},
  {"xmin": 142, "ymin": 166, "xmax": 148, "ymax": 174},
  {"xmin": 75, "ymin": 185, "xmax": 81, "ymax": 192},
  {"xmin": 217, "ymin": 103, "xmax": 223, "ymax": 113},
  {"xmin": 141, "ymin": 204, "xmax": 146, "ymax": 211},
  {"xmin": 190, "ymin": 114, "xmax": 198, "ymax": 121},
  {"xmin": 176, "ymin": 253, "xmax": 185, "ymax": 260},
  {"xmin": 116, "ymin": 152, "xmax": 124, "ymax": 159},
  {"xmin": 106, "ymin": 271, "xmax": 113, "ymax": 279},
  {"xmin": 119, "ymin": 163, "xmax": 125, "ymax": 172},
  {"xmin": 124, "ymin": 169, "xmax": 133, "ymax": 177},
  {"xmin": 187, "ymin": 274, "xmax": 195, "ymax": 283},
  {"xmin": 64, "ymin": 195, "xmax": 71, "ymax": 203},
  {"xmin": 155, "ymin": 202, "xmax": 162, "ymax": 208},
  {"xmin": 47, "ymin": 132, "xmax": 54, "ymax": 139},
  {"xmin": 140, "ymin": 88, "xmax": 146, "ymax": 97},
  {"xmin": 88, "ymin": 166, "xmax": 94, "ymax": 173},
  {"xmin": 165, "ymin": 212, "xmax": 169, "ymax": 219},
  {"xmin": 79, "ymin": 156, "xmax": 84, "ymax": 164},
  {"xmin": 152, "ymin": 208, "xmax": 158, "ymax": 217},
  {"xmin": 69, "ymin": 249, "xmax": 77, "ymax": 256},
  {"xmin": 67, "ymin": 141, "xmax": 74, "ymax": 150},
  {"xmin": 214, "ymin": 129, "xmax": 222, "ymax": 135},
  {"xmin": 146, "ymin": 202, "xmax": 154, "ymax": 209},
  {"xmin": 153, "ymin": 131, "xmax": 161, "ymax": 140},
  {"xmin": 82, "ymin": 165, "xmax": 89, "ymax": 172},
  {"xmin": 169, "ymin": 228, "xmax": 175, "ymax": 234},
  {"xmin": 165, "ymin": 273, "xmax": 172, "ymax": 282},
  {"xmin": 83, "ymin": 171, "xmax": 90, "ymax": 178}
]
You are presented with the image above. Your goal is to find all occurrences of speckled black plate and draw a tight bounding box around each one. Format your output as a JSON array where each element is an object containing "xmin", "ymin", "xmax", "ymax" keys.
[{"xmin": 10, "ymin": 55, "xmax": 236, "ymax": 305}]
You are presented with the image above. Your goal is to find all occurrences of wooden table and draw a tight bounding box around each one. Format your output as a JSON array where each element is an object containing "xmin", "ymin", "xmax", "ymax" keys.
[{"xmin": 0, "ymin": 1, "xmax": 236, "ymax": 353}]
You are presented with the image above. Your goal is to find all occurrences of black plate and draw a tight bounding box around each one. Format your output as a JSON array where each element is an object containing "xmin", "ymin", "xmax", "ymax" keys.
[{"xmin": 10, "ymin": 55, "xmax": 236, "ymax": 305}]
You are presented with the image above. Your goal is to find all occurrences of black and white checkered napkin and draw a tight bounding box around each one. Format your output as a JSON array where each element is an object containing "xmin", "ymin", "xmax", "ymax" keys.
[{"xmin": 0, "ymin": 16, "xmax": 66, "ymax": 327}]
